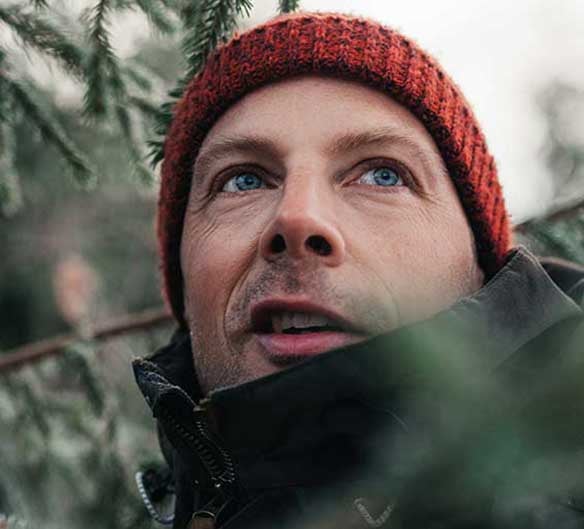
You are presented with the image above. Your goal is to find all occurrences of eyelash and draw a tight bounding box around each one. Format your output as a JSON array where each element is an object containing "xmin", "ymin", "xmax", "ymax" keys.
[
  {"xmin": 212, "ymin": 158, "xmax": 414, "ymax": 194},
  {"xmin": 213, "ymin": 164, "xmax": 273, "ymax": 192},
  {"xmin": 351, "ymin": 158, "xmax": 412, "ymax": 188}
]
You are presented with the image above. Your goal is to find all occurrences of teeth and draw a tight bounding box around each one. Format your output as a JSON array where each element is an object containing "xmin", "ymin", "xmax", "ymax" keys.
[
  {"xmin": 271, "ymin": 312, "xmax": 332, "ymax": 332},
  {"xmin": 281, "ymin": 312, "xmax": 294, "ymax": 331},
  {"xmin": 292, "ymin": 313, "xmax": 303, "ymax": 329},
  {"xmin": 272, "ymin": 313, "xmax": 283, "ymax": 333}
]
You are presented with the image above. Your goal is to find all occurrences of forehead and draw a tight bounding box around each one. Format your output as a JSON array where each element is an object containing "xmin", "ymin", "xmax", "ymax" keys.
[{"xmin": 199, "ymin": 75, "xmax": 440, "ymax": 158}]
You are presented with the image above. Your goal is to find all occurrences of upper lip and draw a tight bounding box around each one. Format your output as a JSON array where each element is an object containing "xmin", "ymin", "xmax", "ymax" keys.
[{"xmin": 249, "ymin": 298, "xmax": 365, "ymax": 334}]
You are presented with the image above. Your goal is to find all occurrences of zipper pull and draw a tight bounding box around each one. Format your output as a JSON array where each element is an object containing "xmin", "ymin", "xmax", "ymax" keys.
[{"xmin": 188, "ymin": 511, "xmax": 215, "ymax": 529}]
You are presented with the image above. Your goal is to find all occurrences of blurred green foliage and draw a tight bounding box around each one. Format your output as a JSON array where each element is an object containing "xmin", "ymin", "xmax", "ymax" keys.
[
  {"xmin": 0, "ymin": 32, "xmax": 178, "ymax": 529},
  {"xmin": 0, "ymin": 332, "xmax": 171, "ymax": 529}
]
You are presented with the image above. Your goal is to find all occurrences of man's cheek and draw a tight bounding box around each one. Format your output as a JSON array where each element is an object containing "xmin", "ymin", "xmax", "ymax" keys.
[{"xmin": 184, "ymin": 242, "xmax": 242, "ymax": 326}]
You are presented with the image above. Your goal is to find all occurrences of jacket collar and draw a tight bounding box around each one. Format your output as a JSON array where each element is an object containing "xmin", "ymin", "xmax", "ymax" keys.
[{"xmin": 134, "ymin": 245, "xmax": 583, "ymax": 494}]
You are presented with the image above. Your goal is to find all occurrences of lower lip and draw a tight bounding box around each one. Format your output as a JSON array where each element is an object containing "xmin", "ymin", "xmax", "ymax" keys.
[{"xmin": 255, "ymin": 331, "xmax": 366, "ymax": 363}]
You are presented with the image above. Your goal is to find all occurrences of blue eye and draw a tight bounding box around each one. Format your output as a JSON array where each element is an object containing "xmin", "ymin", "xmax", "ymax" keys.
[
  {"xmin": 359, "ymin": 166, "xmax": 404, "ymax": 187},
  {"xmin": 222, "ymin": 172, "xmax": 266, "ymax": 192}
]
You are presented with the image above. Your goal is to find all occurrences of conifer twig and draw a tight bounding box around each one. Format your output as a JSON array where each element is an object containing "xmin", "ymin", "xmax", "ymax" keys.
[
  {"xmin": 132, "ymin": 0, "xmax": 176, "ymax": 35},
  {"xmin": 83, "ymin": 0, "xmax": 124, "ymax": 118},
  {"xmin": 83, "ymin": 0, "xmax": 156, "ymax": 183},
  {"xmin": 129, "ymin": 95, "xmax": 162, "ymax": 121},
  {"xmin": 182, "ymin": 0, "xmax": 252, "ymax": 80},
  {"xmin": 6, "ymin": 75, "xmax": 96, "ymax": 188},
  {"xmin": 0, "ymin": 121, "xmax": 23, "ymax": 216},
  {"xmin": 115, "ymin": 103, "xmax": 154, "ymax": 185},
  {"xmin": 0, "ymin": 5, "xmax": 84, "ymax": 78},
  {"xmin": 515, "ymin": 196, "xmax": 584, "ymax": 232},
  {"xmin": 122, "ymin": 63, "xmax": 153, "ymax": 91},
  {"xmin": 148, "ymin": 0, "xmax": 253, "ymax": 167},
  {"xmin": 0, "ymin": 307, "xmax": 173, "ymax": 374},
  {"xmin": 279, "ymin": 0, "xmax": 299, "ymax": 13}
]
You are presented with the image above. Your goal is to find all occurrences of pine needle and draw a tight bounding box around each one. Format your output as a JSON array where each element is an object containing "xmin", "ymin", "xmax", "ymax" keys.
[
  {"xmin": 115, "ymin": 103, "xmax": 155, "ymax": 186},
  {"xmin": 183, "ymin": 0, "xmax": 245, "ymax": 79},
  {"xmin": 278, "ymin": 0, "xmax": 299, "ymax": 13},
  {"xmin": 63, "ymin": 342, "xmax": 106, "ymax": 417},
  {"xmin": 83, "ymin": 0, "xmax": 156, "ymax": 185},
  {"xmin": 129, "ymin": 95, "xmax": 162, "ymax": 122},
  {"xmin": 0, "ymin": 171, "xmax": 22, "ymax": 217},
  {"xmin": 146, "ymin": 138, "xmax": 165, "ymax": 168},
  {"xmin": 148, "ymin": 0, "xmax": 253, "ymax": 167},
  {"xmin": 0, "ymin": 48, "xmax": 9, "ymax": 124},
  {"xmin": 7, "ymin": 77, "xmax": 97, "ymax": 189},
  {"xmin": 132, "ymin": 0, "xmax": 176, "ymax": 35},
  {"xmin": 132, "ymin": 159, "xmax": 156, "ymax": 186},
  {"xmin": 0, "ymin": 122, "xmax": 23, "ymax": 217},
  {"xmin": 83, "ymin": 0, "xmax": 125, "ymax": 119},
  {"xmin": 0, "ymin": 5, "xmax": 85, "ymax": 79},
  {"xmin": 122, "ymin": 63, "xmax": 153, "ymax": 91}
]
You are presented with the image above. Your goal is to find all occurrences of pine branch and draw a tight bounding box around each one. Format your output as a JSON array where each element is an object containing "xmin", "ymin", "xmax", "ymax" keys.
[
  {"xmin": 122, "ymin": 63, "xmax": 153, "ymax": 91},
  {"xmin": 148, "ymin": 0, "xmax": 253, "ymax": 167},
  {"xmin": 0, "ymin": 49, "xmax": 8, "ymax": 124},
  {"xmin": 176, "ymin": 0, "xmax": 201, "ymax": 27},
  {"xmin": 0, "ymin": 73, "xmax": 22, "ymax": 217},
  {"xmin": 147, "ymin": 138, "xmax": 165, "ymax": 167},
  {"xmin": 0, "ymin": 121, "xmax": 23, "ymax": 216},
  {"xmin": 7, "ymin": 76, "xmax": 96, "ymax": 188},
  {"xmin": 63, "ymin": 343, "xmax": 106, "ymax": 416},
  {"xmin": 0, "ymin": 306, "xmax": 172, "ymax": 374},
  {"xmin": 115, "ymin": 103, "xmax": 155, "ymax": 185},
  {"xmin": 529, "ymin": 222, "xmax": 583, "ymax": 264},
  {"xmin": 0, "ymin": 5, "xmax": 85, "ymax": 78},
  {"xmin": 515, "ymin": 195, "xmax": 584, "ymax": 232},
  {"xmin": 30, "ymin": 0, "xmax": 49, "ymax": 8},
  {"xmin": 82, "ymin": 1, "xmax": 157, "ymax": 183},
  {"xmin": 132, "ymin": 0, "xmax": 176, "ymax": 35},
  {"xmin": 183, "ymin": 0, "xmax": 251, "ymax": 80},
  {"xmin": 515, "ymin": 198, "xmax": 584, "ymax": 264},
  {"xmin": 159, "ymin": 0, "xmax": 182, "ymax": 11},
  {"xmin": 3, "ymin": 375, "xmax": 52, "ymax": 445},
  {"xmin": 83, "ymin": 0, "xmax": 125, "ymax": 118},
  {"xmin": 278, "ymin": 0, "xmax": 299, "ymax": 13},
  {"xmin": 129, "ymin": 95, "xmax": 162, "ymax": 122}
]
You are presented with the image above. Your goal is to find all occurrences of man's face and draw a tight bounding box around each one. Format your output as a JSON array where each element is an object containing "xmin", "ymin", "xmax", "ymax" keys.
[{"xmin": 180, "ymin": 75, "xmax": 484, "ymax": 393}]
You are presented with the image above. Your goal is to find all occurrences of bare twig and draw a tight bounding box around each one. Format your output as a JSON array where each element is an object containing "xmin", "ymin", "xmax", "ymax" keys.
[
  {"xmin": 515, "ymin": 196, "xmax": 584, "ymax": 232},
  {"xmin": 0, "ymin": 306, "xmax": 173, "ymax": 374}
]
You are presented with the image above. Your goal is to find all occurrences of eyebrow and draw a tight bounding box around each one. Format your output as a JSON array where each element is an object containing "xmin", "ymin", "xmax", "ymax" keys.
[
  {"xmin": 193, "ymin": 136, "xmax": 283, "ymax": 183},
  {"xmin": 326, "ymin": 126, "xmax": 436, "ymax": 168},
  {"xmin": 193, "ymin": 126, "xmax": 440, "ymax": 187}
]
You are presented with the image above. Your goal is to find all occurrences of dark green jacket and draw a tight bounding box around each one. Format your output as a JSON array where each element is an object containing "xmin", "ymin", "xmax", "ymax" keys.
[{"xmin": 134, "ymin": 246, "xmax": 584, "ymax": 529}]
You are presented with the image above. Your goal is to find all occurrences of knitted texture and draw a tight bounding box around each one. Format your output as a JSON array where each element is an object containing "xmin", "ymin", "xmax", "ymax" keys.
[{"xmin": 160, "ymin": 12, "xmax": 511, "ymax": 324}]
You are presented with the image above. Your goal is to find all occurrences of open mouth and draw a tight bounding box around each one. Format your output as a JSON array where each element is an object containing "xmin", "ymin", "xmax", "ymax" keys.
[
  {"xmin": 250, "ymin": 301, "xmax": 367, "ymax": 362},
  {"xmin": 253, "ymin": 311, "xmax": 347, "ymax": 335}
]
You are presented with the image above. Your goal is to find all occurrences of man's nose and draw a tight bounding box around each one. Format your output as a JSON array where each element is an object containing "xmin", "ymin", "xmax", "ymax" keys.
[{"xmin": 259, "ymin": 175, "xmax": 346, "ymax": 266}]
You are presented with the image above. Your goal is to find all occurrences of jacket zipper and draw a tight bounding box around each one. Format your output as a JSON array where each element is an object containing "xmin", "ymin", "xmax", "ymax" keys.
[{"xmin": 156, "ymin": 397, "xmax": 239, "ymax": 525}]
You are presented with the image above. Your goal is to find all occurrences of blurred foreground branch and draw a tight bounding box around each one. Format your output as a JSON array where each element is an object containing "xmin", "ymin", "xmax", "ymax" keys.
[{"xmin": 0, "ymin": 306, "xmax": 172, "ymax": 374}]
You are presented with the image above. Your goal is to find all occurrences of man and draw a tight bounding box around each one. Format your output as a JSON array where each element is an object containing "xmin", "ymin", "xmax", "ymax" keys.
[{"xmin": 133, "ymin": 12, "xmax": 584, "ymax": 529}]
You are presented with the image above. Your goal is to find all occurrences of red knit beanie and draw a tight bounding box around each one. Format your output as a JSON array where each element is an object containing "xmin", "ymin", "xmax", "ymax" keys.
[{"xmin": 159, "ymin": 12, "xmax": 511, "ymax": 325}]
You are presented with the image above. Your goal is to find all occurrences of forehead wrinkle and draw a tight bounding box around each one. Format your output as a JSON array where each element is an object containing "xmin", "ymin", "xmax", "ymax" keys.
[
  {"xmin": 193, "ymin": 134, "xmax": 284, "ymax": 184},
  {"xmin": 325, "ymin": 126, "xmax": 445, "ymax": 184}
]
